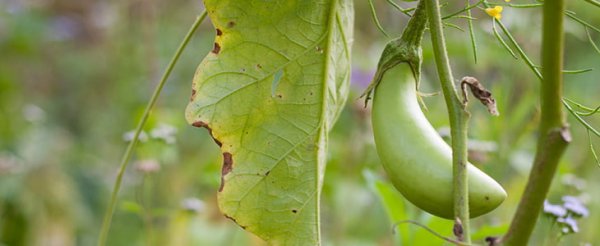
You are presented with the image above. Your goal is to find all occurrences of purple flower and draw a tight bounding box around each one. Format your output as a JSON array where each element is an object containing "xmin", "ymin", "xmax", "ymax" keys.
[
  {"xmin": 543, "ymin": 200, "xmax": 567, "ymax": 218},
  {"xmin": 557, "ymin": 216, "xmax": 579, "ymax": 234},
  {"xmin": 562, "ymin": 196, "xmax": 589, "ymax": 217}
]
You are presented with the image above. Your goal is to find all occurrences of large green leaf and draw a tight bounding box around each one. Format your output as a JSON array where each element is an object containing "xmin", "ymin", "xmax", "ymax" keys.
[{"xmin": 185, "ymin": 1, "xmax": 353, "ymax": 244}]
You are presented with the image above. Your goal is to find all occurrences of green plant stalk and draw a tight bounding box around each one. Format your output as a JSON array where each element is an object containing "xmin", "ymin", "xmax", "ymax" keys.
[
  {"xmin": 97, "ymin": 11, "xmax": 207, "ymax": 246},
  {"xmin": 424, "ymin": 0, "xmax": 471, "ymax": 243},
  {"xmin": 501, "ymin": 0, "xmax": 571, "ymax": 244}
]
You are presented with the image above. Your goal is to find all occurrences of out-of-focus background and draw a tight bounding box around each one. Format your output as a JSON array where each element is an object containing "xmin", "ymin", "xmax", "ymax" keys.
[{"xmin": 1, "ymin": 0, "xmax": 599, "ymax": 245}]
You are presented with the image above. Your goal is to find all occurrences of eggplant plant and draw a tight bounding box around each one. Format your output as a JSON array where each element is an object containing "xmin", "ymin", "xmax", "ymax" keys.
[{"xmin": 96, "ymin": 0, "xmax": 600, "ymax": 245}]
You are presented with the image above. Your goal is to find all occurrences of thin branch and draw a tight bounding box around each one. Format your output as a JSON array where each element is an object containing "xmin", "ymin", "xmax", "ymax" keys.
[
  {"xmin": 585, "ymin": 28, "xmax": 600, "ymax": 55},
  {"xmin": 563, "ymin": 101, "xmax": 600, "ymax": 169},
  {"xmin": 443, "ymin": 0, "xmax": 484, "ymax": 20},
  {"xmin": 588, "ymin": 130, "xmax": 600, "ymax": 167},
  {"xmin": 97, "ymin": 11, "xmax": 208, "ymax": 246},
  {"xmin": 465, "ymin": 0, "xmax": 478, "ymax": 63},
  {"xmin": 368, "ymin": 0, "xmax": 391, "ymax": 38},
  {"xmin": 563, "ymin": 97, "xmax": 600, "ymax": 116},
  {"xmin": 492, "ymin": 21, "xmax": 518, "ymax": 59},
  {"xmin": 385, "ymin": 0, "xmax": 414, "ymax": 17},
  {"xmin": 584, "ymin": 0, "xmax": 600, "ymax": 8},
  {"xmin": 564, "ymin": 97, "xmax": 598, "ymax": 112},
  {"xmin": 445, "ymin": 22, "xmax": 465, "ymax": 32},
  {"xmin": 565, "ymin": 11, "xmax": 600, "ymax": 34},
  {"xmin": 562, "ymin": 68, "xmax": 593, "ymax": 74},
  {"xmin": 494, "ymin": 3, "xmax": 544, "ymax": 8},
  {"xmin": 534, "ymin": 65, "xmax": 593, "ymax": 74},
  {"xmin": 483, "ymin": 1, "xmax": 543, "ymax": 80},
  {"xmin": 562, "ymin": 99, "xmax": 600, "ymax": 137},
  {"xmin": 393, "ymin": 220, "xmax": 475, "ymax": 246}
]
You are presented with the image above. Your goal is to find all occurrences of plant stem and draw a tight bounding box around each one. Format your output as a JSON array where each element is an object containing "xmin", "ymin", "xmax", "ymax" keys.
[
  {"xmin": 424, "ymin": 0, "xmax": 471, "ymax": 243},
  {"xmin": 97, "ymin": 11, "xmax": 207, "ymax": 246},
  {"xmin": 501, "ymin": 0, "xmax": 571, "ymax": 244},
  {"xmin": 465, "ymin": 0, "xmax": 478, "ymax": 63},
  {"xmin": 584, "ymin": 0, "xmax": 600, "ymax": 8},
  {"xmin": 483, "ymin": 0, "xmax": 543, "ymax": 80}
]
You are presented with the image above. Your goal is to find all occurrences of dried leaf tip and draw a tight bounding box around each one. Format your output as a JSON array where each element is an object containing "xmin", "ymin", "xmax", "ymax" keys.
[{"xmin": 460, "ymin": 76, "xmax": 500, "ymax": 116}]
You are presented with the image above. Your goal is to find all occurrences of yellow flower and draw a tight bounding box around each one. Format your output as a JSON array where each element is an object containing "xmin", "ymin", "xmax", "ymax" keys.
[
  {"xmin": 485, "ymin": 6, "xmax": 503, "ymax": 20},
  {"xmin": 505, "ymin": 0, "xmax": 511, "ymax": 2}
]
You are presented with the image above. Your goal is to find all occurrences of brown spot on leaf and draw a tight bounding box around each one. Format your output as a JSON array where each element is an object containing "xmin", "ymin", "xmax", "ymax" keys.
[
  {"xmin": 292, "ymin": 209, "xmax": 298, "ymax": 213},
  {"xmin": 191, "ymin": 121, "xmax": 208, "ymax": 128},
  {"xmin": 212, "ymin": 42, "xmax": 221, "ymax": 54},
  {"xmin": 216, "ymin": 28, "xmax": 222, "ymax": 36},
  {"xmin": 191, "ymin": 121, "xmax": 222, "ymax": 147},
  {"xmin": 190, "ymin": 89, "xmax": 196, "ymax": 101},
  {"xmin": 224, "ymin": 214, "xmax": 235, "ymax": 222},
  {"xmin": 485, "ymin": 196, "xmax": 490, "ymax": 201},
  {"xmin": 227, "ymin": 21, "xmax": 235, "ymax": 28},
  {"xmin": 219, "ymin": 152, "xmax": 233, "ymax": 192},
  {"xmin": 223, "ymin": 214, "xmax": 246, "ymax": 229},
  {"xmin": 265, "ymin": 170, "xmax": 270, "ymax": 176},
  {"xmin": 256, "ymin": 64, "xmax": 262, "ymax": 69}
]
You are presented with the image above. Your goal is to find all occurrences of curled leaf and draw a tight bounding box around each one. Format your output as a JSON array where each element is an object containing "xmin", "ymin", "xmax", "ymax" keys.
[{"xmin": 460, "ymin": 76, "xmax": 499, "ymax": 116}]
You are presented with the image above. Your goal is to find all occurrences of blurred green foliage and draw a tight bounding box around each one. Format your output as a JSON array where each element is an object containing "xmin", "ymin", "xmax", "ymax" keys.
[{"xmin": 0, "ymin": 0, "xmax": 599, "ymax": 245}]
